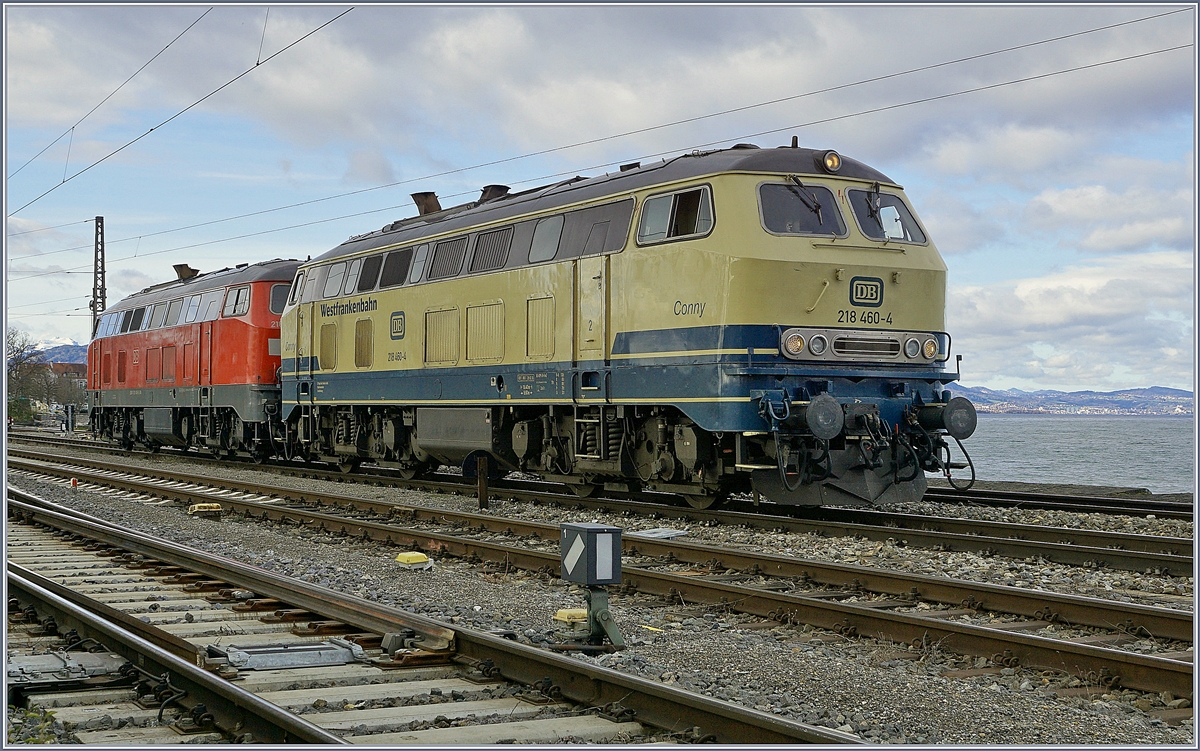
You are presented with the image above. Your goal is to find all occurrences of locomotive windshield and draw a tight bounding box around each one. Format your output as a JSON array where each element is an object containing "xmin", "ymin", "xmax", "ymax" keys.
[
  {"xmin": 758, "ymin": 183, "xmax": 845, "ymax": 236},
  {"xmin": 848, "ymin": 188, "xmax": 926, "ymax": 244}
]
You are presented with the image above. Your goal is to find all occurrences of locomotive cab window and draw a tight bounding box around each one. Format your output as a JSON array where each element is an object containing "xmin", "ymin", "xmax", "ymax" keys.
[
  {"xmin": 323, "ymin": 263, "xmax": 347, "ymax": 298},
  {"xmin": 288, "ymin": 272, "xmax": 304, "ymax": 304},
  {"xmin": 270, "ymin": 284, "xmax": 291, "ymax": 314},
  {"xmin": 528, "ymin": 215, "xmax": 564, "ymax": 263},
  {"xmin": 637, "ymin": 186, "xmax": 713, "ymax": 244},
  {"xmin": 759, "ymin": 182, "xmax": 846, "ymax": 236},
  {"xmin": 223, "ymin": 286, "xmax": 251, "ymax": 317},
  {"xmin": 342, "ymin": 259, "xmax": 362, "ymax": 295},
  {"xmin": 848, "ymin": 188, "xmax": 927, "ymax": 244},
  {"xmin": 299, "ymin": 266, "xmax": 324, "ymax": 303}
]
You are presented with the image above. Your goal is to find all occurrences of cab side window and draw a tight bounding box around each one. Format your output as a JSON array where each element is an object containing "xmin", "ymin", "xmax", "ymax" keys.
[
  {"xmin": 637, "ymin": 186, "xmax": 713, "ymax": 244},
  {"xmin": 223, "ymin": 286, "xmax": 251, "ymax": 317}
]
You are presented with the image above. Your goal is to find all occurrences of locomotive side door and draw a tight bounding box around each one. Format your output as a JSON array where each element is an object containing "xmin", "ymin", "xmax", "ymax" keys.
[
  {"xmin": 296, "ymin": 301, "xmax": 315, "ymax": 384},
  {"xmin": 199, "ymin": 322, "xmax": 213, "ymax": 386},
  {"xmin": 574, "ymin": 253, "xmax": 609, "ymax": 399}
]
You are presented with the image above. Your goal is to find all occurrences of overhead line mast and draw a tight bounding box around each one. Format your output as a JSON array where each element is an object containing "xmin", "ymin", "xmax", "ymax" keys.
[{"xmin": 89, "ymin": 215, "xmax": 106, "ymax": 337}]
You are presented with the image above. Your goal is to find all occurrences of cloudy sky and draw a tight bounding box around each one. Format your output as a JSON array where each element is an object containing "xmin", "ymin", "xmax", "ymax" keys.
[{"xmin": 4, "ymin": 4, "xmax": 1195, "ymax": 392}]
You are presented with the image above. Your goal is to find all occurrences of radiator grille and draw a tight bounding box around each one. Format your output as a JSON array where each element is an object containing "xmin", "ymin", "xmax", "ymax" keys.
[{"xmin": 832, "ymin": 336, "xmax": 900, "ymax": 358}]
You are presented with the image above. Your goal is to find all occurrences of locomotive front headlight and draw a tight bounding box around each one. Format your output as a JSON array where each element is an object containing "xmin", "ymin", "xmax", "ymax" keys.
[
  {"xmin": 818, "ymin": 150, "xmax": 842, "ymax": 174},
  {"xmin": 809, "ymin": 334, "xmax": 828, "ymax": 356},
  {"xmin": 923, "ymin": 339, "xmax": 938, "ymax": 359},
  {"xmin": 783, "ymin": 332, "xmax": 806, "ymax": 357},
  {"xmin": 904, "ymin": 338, "xmax": 921, "ymax": 358}
]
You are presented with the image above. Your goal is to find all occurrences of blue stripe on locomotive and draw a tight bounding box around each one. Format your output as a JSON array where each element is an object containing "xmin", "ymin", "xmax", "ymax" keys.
[{"xmin": 281, "ymin": 325, "xmax": 956, "ymax": 432}]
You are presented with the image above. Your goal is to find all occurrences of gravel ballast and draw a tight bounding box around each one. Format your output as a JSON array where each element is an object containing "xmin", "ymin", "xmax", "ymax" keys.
[{"xmin": 6, "ymin": 465, "xmax": 1194, "ymax": 745}]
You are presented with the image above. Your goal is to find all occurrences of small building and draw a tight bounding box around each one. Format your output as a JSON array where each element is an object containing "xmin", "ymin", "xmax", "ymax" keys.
[{"xmin": 50, "ymin": 362, "xmax": 88, "ymax": 391}]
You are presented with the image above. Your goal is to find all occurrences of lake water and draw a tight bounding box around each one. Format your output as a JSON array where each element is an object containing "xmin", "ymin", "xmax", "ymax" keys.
[{"xmin": 945, "ymin": 415, "xmax": 1195, "ymax": 495}]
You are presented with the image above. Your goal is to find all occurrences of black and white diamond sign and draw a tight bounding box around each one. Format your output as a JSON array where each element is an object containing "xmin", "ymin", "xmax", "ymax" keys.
[{"xmin": 559, "ymin": 523, "xmax": 622, "ymax": 586}]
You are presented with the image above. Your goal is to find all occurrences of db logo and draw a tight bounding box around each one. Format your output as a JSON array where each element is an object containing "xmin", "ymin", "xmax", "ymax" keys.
[
  {"xmin": 390, "ymin": 311, "xmax": 406, "ymax": 340},
  {"xmin": 849, "ymin": 277, "xmax": 883, "ymax": 308}
]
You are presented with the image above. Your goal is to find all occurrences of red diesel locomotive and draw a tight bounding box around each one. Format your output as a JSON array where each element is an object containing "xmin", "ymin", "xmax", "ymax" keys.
[{"xmin": 88, "ymin": 259, "xmax": 299, "ymax": 458}]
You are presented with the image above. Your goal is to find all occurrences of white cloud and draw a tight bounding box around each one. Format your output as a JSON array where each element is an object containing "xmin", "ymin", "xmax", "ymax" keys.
[
  {"xmin": 949, "ymin": 251, "xmax": 1194, "ymax": 389},
  {"xmin": 342, "ymin": 149, "xmax": 396, "ymax": 186},
  {"xmin": 1027, "ymin": 184, "xmax": 1193, "ymax": 251},
  {"xmin": 927, "ymin": 125, "xmax": 1082, "ymax": 181}
]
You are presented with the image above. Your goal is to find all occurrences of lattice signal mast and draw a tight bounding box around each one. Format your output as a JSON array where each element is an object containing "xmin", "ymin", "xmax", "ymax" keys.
[{"xmin": 89, "ymin": 216, "xmax": 106, "ymax": 337}]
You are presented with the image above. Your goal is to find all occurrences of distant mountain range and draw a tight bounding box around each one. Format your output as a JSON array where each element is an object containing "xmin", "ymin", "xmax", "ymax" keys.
[
  {"xmin": 947, "ymin": 384, "xmax": 1193, "ymax": 416},
  {"xmin": 40, "ymin": 343, "xmax": 88, "ymax": 364}
]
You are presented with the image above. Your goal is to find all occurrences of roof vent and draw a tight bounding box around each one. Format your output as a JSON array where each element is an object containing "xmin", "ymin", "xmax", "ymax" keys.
[
  {"xmin": 479, "ymin": 184, "xmax": 510, "ymax": 203},
  {"xmin": 173, "ymin": 264, "xmax": 199, "ymax": 281},
  {"xmin": 620, "ymin": 162, "xmax": 641, "ymax": 172},
  {"xmin": 731, "ymin": 143, "xmax": 760, "ymax": 150},
  {"xmin": 411, "ymin": 192, "xmax": 442, "ymax": 216}
]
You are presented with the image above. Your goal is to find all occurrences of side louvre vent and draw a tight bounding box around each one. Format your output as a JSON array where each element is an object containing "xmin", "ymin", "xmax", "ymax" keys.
[
  {"xmin": 466, "ymin": 302, "xmax": 504, "ymax": 361},
  {"xmin": 424, "ymin": 308, "xmax": 459, "ymax": 364},
  {"xmin": 526, "ymin": 296, "xmax": 555, "ymax": 359},
  {"xmin": 470, "ymin": 227, "xmax": 513, "ymax": 273},
  {"xmin": 428, "ymin": 237, "xmax": 468, "ymax": 280}
]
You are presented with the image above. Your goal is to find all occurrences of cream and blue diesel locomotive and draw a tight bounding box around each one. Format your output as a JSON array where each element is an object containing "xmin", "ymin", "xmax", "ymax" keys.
[{"xmin": 279, "ymin": 143, "xmax": 977, "ymax": 508}]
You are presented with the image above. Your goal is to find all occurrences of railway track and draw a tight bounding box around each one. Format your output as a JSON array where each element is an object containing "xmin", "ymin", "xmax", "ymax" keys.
[
  {"xmin": 8, "ymin": 459, "xmax": 1194, "ymax": 703},
  {"xmin": 7, "ymin": 488, "xmax": 852, "ymax": 745},
  {"xmin": 9, "ymin": 431, "xmax": 1194, "ymax": 520},
  {"xmin": 7, "ymin": 448, "xmax": 1192, "ymax": 576}
]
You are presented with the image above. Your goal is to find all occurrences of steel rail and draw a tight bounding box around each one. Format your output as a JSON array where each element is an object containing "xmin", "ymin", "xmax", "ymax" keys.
[
  {"xmin": 756, "ymin": 506, "xmax": 1191, "ymax": 556},
  {"xmin": 925, "ymin": 486, "xmax": 1193, "ymax": 518},
  {"xmin": 6, "ymin": 567, "xmax": 347, "ymax": 744},
  {"xmin": 9, "ymin": 457, "xmax": 1193, "ymax": 640},
  {"xmin": 8, "ymin": 450, "xmax": 1191, "ymax": 575},
  {"xmin": 10, "ymin": 481, "xmax": 1190, "ymax": 697},
  {"xmin": 12, "ymin": 432, "xmax": 1195, "ymax": 520},
  {"xmin": 174, "ymin": 493, "xmax": 1200, "ymax": 696},
  {"xmin": 5, "ymin": 488, "xmax": 858, "ymax": 744}
]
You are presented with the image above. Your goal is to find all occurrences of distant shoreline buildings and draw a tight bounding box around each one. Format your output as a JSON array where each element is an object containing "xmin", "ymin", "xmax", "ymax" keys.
[{"xmin": 948, "ymin": 385, "xmax": 1194, "ymax": 416}]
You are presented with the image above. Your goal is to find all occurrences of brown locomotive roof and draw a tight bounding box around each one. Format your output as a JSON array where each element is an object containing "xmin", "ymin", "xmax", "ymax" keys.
[
  {"xmin": 103, "ymin": 258, "xmax": 300, "ymax": 313},
  {"xmin": 314, "ymin": 144, "xmax": 895, "ymax": 263}
]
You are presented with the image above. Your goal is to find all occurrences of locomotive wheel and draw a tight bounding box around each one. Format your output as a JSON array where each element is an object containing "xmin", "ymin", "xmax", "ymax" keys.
[
  {"xmin": 396, "ymin": 462, "xmax": 431, "ymax": 480},
  {"xmin": 338, "ymin": 458, "xmax": 360, "ymax": 474},
  {"xmin": 571, "ymin": 483, "xmax": 599, "ymax": 498},
  {"xmin": 682, "ymin": 493, "xmax": 725, "ymax": 510}
]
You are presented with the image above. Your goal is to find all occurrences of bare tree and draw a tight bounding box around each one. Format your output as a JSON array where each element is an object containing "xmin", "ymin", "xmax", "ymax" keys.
[{"xmin": 6, "ymin": 328, "xmax": 47, "ymax": 398}]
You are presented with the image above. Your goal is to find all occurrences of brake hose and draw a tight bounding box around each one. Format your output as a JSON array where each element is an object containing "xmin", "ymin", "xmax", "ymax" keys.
[{"xmin": 946, "ymin": 435, "xmax": 976, "ymax": 490}]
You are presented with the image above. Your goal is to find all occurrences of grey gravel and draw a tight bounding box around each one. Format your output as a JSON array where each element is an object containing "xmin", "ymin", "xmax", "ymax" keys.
[{"xmin": 7, "ymin": 465, "xmax": 1194, "ymax": 745}]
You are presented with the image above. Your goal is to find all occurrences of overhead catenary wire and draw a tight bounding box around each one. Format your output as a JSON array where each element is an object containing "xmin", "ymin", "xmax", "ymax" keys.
[
  {"xmin": 5, "ymin": 218, "xmax": 94, "ymax": 237},
  {"xmin": 6, "ymin": 7, "xmax": 214, "ymax": 180},
  {"xmin": 8, "ymin": 6, "xmax": 354, "ymax": 216},
  {"xmin": 8, "ymin": 40, "xmax": 1191, "ymax": 291},
  {"xmin": 6, "ymin": 7, "xmax": 1187, "ymax": 253}
]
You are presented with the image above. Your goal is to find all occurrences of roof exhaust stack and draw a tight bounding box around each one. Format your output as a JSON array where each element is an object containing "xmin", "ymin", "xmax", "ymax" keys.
[
  {"xmin": 173, "ymin": 264, "xmax": 199, "ymax": 281},
  {"xmin": 478, "ymin": 184, "xmax": 509, "ymax": 203},
  {"xmin": 411, "ymin": 192, "xmax": 442, "ymax": 216}
]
